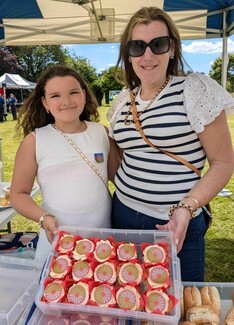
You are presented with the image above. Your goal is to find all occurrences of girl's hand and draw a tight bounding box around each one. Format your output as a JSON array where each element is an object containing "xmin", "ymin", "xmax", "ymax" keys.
[
  {"xmin": 42, "ymin": 216, "xmax": 59, "ymax": 244},
  {"xmin": 156, "ymin": 208, "xmax": 191, "ymax": 252}
]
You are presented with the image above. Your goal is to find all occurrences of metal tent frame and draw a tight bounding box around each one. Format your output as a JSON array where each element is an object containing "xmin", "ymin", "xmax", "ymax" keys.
[{"xmin": 0, "ymin": 1, "xmax": 233, "ymax": 86}]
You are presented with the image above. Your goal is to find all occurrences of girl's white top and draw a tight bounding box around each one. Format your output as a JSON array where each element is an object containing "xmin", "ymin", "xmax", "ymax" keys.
[{"xmin": 35, "ymin": 122, "xmax": 111, "ymax": 261}]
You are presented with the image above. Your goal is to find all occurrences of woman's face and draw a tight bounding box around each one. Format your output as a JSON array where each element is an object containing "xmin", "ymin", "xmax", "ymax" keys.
[
  {"xmin": 130, "ymin": 20, "xmax": 174, "ymax": 88},
  {"xmin": 41, "ymin": 76, "xmax": 86, "ymax": 123}
]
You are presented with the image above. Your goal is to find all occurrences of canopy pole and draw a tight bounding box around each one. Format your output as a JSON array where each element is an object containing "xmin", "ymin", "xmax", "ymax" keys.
[{"xmin": 221, "ymin": 10, "xmax": 228, "ymax": 89}]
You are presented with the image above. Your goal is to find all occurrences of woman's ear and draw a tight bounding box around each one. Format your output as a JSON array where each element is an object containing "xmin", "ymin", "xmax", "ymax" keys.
[{"xmin": 170, "ymin": 39, "xmax": 175, "ymax": 58}]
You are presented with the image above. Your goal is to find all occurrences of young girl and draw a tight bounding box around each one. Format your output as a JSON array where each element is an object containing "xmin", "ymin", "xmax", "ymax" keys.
[{"xmin": 10, "ymin": 65, "xmax": 120, "ymax": 262}]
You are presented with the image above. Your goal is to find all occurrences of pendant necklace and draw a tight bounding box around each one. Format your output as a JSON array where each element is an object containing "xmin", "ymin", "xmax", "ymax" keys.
[{"xmin": 124, "ymin": 76, "xmax": 170, "ymax": 125}]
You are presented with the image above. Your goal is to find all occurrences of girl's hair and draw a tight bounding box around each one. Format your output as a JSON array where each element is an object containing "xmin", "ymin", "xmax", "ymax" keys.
[
  {"xmin": 114, "ymin": 7, "xmax": 191, "ymax": 89},
  {"xmin": 16, "ymin": 65, "xmax": 99, "ymax": 137}
]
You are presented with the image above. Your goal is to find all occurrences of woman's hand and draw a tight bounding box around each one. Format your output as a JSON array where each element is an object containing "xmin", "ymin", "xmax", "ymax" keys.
[
  {"xmin": 42, "ymin": 216, "xmax": 59, "ymax": 244},
  {"xmin": 156, "ymin": 208, "xmax": 191, "ymax": 252}
]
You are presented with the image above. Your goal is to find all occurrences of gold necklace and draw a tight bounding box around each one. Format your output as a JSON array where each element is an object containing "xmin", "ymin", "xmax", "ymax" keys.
[{"xmin": 124, "ymin": 76, "xmax": 170, "ymax": 125}]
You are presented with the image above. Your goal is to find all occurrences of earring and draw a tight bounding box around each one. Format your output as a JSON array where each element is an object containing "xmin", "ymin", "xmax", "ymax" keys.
[
  {"xmin": 46, "ymin": 109, "xmax": 50, "ymax": 114},
  {"xmin": 128, "ymin": 57, "xmax": 132, "ymax": 63},
  {"xmin": 170, "ymin": 56, "xmax": 174, "ymax": 60}
]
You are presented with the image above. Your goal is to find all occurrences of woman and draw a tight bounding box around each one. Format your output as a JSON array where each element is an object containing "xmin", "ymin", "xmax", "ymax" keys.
[
  {"xmin": 108, "ymin": 7, "xmax": 234, "ymax": 281},
  {"xmin": 10, "ymin": 65, "xmax": 119, "ymax": 262}
]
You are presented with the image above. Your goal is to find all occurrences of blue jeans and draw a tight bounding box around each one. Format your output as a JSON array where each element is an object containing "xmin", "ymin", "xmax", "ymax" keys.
[{"xmin": 112, "ymin": 192, "xmax": 208, "ymax": 282}]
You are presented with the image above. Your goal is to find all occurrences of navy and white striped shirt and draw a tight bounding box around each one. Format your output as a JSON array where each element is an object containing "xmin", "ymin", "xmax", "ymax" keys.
[{"xmin": 108, "ymin": 73, "xmax": 234, "ymax": 220}]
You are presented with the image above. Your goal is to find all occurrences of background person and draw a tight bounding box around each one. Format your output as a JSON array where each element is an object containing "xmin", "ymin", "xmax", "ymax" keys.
[
  {"xmin": 9, "ymin": 93, "xmax": 18, "ymax": 120},
  {"xmin": 0, "ymin": 94, "xmax": 4, "ymax": 122},
  {"xmin": 10, "ymin": 65, "xmax": 120, "ymax": 262},
  {"xmin": 108, "ymin": 7, "xmax": 234, "ymax": 281}
]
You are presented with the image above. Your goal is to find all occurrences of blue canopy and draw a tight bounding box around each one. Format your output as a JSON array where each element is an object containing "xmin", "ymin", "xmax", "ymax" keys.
[
  {"xmin": 0, "ymin": 0, "xmax": 233, "ymax": 45},
  {"xmin": 0, "ymin": 0, "xmax": 233, "ymax": 85}
]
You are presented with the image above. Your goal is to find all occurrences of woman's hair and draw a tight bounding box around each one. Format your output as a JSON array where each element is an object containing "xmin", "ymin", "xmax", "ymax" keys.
[
  {"xmin": 16, "ymin": 65, "xmax": 99, "ymax": 137},
  {"xmin": 114, "ymin": 7, "xmax": 191, "ymax": 89}
]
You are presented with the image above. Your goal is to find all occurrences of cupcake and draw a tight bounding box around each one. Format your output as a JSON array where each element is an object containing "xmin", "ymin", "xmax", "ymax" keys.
[
  {"xmin": 117, "ymin": 243, "xmax": 137, "ymax": 261},
  {"xmin": 118, "ymin": 262, "xmax": 143, "ymax": 286},
  {"xmin": 142, "ymin": 244, "xmax": 166, "ymax": 264},
  {"xmin": 72, "ymin": 260, "xmax": 93, "ymax": 281},
  {"xmin": 93, "ymin": 239, "xmax": 115, "ymax": 262},
  {"xmin": 146, "ymin": 265, "xmax": 170, "ymax": 289},
  {"xmin": 58, "ymin": 233, "xmax": 75, "ymax": 254},
  {"xmin": 67, "ymin": 282, "xmax": 89, "ymax": 305},
  {"xmin": 72, "ymin": 238, "xmax": 95, "ymax": 261},
  {"xmin": 145, "ymin": 289, "xmax": 169, "ymax": 314},
  {"xmin": 94, "ymin": 262, "xmax": 116, "ymax": 284},
  {"xmin": 90, "ymin": 284, "xmax": 116, "ymax": 307},
  {"xmin": 43, "ymin": 280, "xmax": 65, "ymax": 302},
  {"xmin": 50, "ymin": 255, "xmax": 72, "ymax": 279},
  {"xmin": 116, "ymin": 285, "xmax": 141, "ymax": 311}
]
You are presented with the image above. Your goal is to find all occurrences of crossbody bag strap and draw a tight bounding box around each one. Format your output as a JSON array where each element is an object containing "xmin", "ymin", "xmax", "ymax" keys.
[
  {"xmin": 52, "ymin": 124, "xmax": 109, "ymax": 190},
  {"xmin": 130, "ymin": 90, "xmax": 201, "ymax": 176}
]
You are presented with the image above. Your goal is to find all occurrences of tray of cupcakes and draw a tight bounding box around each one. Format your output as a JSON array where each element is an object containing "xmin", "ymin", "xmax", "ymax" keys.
[{"xmin": 35, "ymin": 227, "xmax": 181, "ymax": 324}]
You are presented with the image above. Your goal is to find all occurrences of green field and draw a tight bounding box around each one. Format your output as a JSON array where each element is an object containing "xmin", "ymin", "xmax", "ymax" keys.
[{"xmin": 0, "ymin": 108, "xmax": 233, "ymax": 282}]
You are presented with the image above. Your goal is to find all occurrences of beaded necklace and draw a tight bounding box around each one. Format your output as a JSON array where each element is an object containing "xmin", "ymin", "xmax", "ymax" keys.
[{"xmin": 124, "ymin": 76, "xmax": 170, "ymax": 125}]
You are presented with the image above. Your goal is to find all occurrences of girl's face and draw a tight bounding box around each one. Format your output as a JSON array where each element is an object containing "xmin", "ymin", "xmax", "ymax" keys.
[
  {"xmin": 41, "ymin": 76, "xmax": 86, "ymax": 123},
  {"xmin": 130, "ymin": 20, "xmax": 174, "ymax": 89}
]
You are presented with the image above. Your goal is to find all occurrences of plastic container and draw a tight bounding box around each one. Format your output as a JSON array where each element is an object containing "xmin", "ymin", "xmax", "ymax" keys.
[
  {"xmin": 0, "ymin": 255, "xmax": 42, "ymax": 325},
  {"xmin": 182, "ymin": 281, "xmax": 234, "ymax": 323},
  {"xmin": 35, "ymin": 227, "xmax": 181, "ymax": 324},
  {"xmin": 25, "ymin": 306, "xmax": 125, "ymax": 325},
  {"xmin": 27, "ymin": 282, "xmax": 234, "ymax": 325}
]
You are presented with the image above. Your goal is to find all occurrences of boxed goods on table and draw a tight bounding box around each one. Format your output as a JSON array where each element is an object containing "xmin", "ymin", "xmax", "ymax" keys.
[
  {"xmin": 180, "ymin": 281, "xmax": 234, "ymax": 324},
  {"xmin": 35, "ymin": 227, "xmax": 181, "ymax": 324},
  {"xmin": 0, "ymin": 255, "xmax": 42, "ymax": 325}
]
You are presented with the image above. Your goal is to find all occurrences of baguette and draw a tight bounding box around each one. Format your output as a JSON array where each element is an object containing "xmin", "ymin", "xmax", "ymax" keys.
[
  {"xmin": 184, "ymin": 286, "xmax": 202, "ymax": 316},
  {"xmin": 186, "ymin": 305, "xmax": 220, "ymax": 324},
  {"xmin": 200, "ymin": 286, "xmax": 221, "ymax": 316}
]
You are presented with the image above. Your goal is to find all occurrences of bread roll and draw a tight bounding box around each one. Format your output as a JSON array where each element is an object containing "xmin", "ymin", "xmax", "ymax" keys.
[
  {"xmin": 201, "ymin": 286, "xmax": 221, "ymax": 315},
  {"xmin": 186, "ymin": 305, "xmax": 220, "ymax": 324},
  {"xmin": 180, "ymin": 285, "xmax": 185, "ymax": 320},
  {"xmin": 225, "ymin": 306, "xmax": 234, "ymax": 320},
  {"xmin": 222, "ymin": 321, "xmax": 234, "ymax": 325},
  {"xmin": 184, "ymin": 286, "xmax": 202, "ymax": 316}
]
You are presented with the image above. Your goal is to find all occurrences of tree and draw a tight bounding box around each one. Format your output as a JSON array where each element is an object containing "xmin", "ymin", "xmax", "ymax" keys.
[
  {"xmin": 209, "ymin": 54, "xmax": 234, "ymax": 92},
  {"xmin": 65, "ymin": 55, "xmax": 103, "ymax": 105},
  {"xmin": 13, "ymin": 45, "xmax": 68, "ymax": 82},
  {"xmin": 0, "ymin": 46, "xmax": 22, "ymax": 76},
  {"xmin": 99, "ymin": 67, "xmax": 123, "ymax": 104}
]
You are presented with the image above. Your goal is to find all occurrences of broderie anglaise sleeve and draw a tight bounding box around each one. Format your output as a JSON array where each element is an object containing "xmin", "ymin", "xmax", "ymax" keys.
[
  {"xmin": 107, "ymin": 89, "xmax": 130, "ymax": 138},
  {"xmin": 184, "ymin": 73, "xmax": 234, "ymax": 133}
]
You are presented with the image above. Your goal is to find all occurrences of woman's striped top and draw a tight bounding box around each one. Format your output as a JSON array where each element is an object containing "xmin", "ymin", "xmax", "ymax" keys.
[{"xmin": 108, "ymin": 73, "xmax": 234, "ymax": 220}]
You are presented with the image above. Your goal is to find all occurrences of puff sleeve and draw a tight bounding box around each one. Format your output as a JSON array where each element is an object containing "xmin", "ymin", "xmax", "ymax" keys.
[
  {"xmin": 184, "ymin": 73, "xmax": 234, "ymax": 133},
  {"xmin": 107, "ymin": 89, "xmax": 131, "ymax": 138}
]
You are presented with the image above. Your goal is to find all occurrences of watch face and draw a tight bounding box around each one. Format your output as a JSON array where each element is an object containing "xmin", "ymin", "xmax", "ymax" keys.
[{"xmin": 39, "ymin": 215, "xmax": 44, "ymax": 228}]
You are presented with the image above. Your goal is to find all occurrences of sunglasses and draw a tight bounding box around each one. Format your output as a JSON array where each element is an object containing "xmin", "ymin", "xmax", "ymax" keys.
[{"xmin": 126, "ymin": 36, "xmax": 171, "ymax": 57}]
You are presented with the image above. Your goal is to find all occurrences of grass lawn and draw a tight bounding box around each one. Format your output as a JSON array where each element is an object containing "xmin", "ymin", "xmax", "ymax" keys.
[{"xmin": 0, "ymin": 108, "xmax": 233, "ymax": 282}]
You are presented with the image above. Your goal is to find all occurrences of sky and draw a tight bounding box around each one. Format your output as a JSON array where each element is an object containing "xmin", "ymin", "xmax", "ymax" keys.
[{"xmin": 65, "ymin": 35, "xmax": 234, "ymax": 75}]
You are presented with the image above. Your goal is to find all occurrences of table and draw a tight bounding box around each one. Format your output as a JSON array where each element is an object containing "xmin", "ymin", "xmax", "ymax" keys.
[{"xmin": 0, "ymin": 182, "xmax": 40, "ymax": 232}]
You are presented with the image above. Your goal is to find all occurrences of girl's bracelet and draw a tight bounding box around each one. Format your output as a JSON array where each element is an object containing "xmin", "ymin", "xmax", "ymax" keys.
[
  {"xmin": 38, "ymin": 212, "xmax": 56, "ymax": 228},
  {"xmin": 168, "ymin": 203, "xmax": 196, "ymax": 219}
]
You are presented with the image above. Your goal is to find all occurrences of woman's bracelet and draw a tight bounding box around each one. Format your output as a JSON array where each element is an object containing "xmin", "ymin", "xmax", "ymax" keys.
[
  {"xmin": 168, "ymin": 203, "xmax": 196, "ymax": 219},
  {"xmin": 183, "ymin": 195, "xmax": 200, "ymax": 210},
  {"xmin": 38, "ymin": 212, "xmax": 56, "ymax": 228}
]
